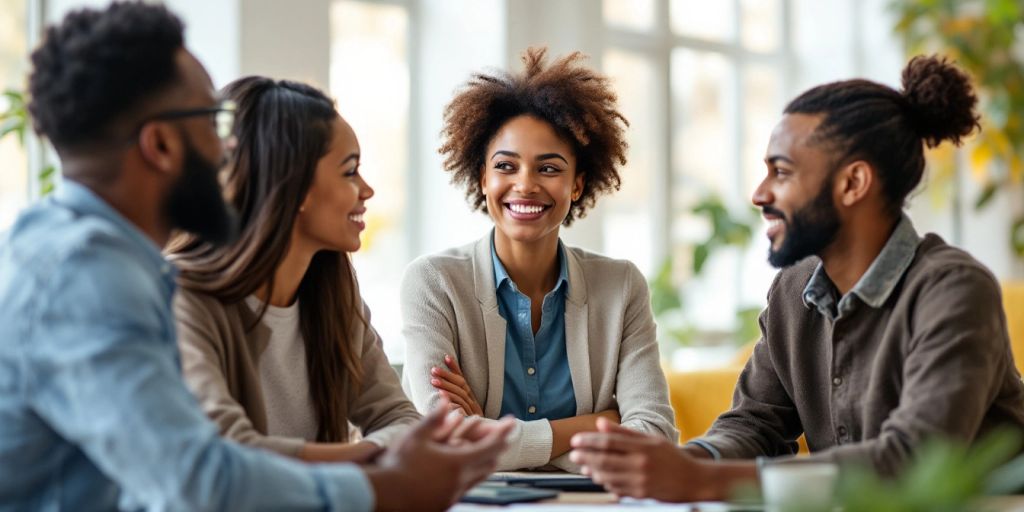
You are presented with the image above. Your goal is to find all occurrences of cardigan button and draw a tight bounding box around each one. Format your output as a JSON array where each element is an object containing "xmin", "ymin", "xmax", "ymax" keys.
[
  {"xmin": 527, "ymin": 367, "xmax": 536, "ymax": 376},
  {"xmin": 528, "ymin": 405, "xmax": 537, "ymax": 414}
]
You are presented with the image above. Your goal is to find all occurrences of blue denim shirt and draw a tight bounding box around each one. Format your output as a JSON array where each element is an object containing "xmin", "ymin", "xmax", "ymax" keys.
[
  {"xmin": 491, "ymin": 235, "xmax": 576, "ymax": 421},
  {"xmin": 0, "ymin": 181, "xmax": 373, "ymax": 511}
]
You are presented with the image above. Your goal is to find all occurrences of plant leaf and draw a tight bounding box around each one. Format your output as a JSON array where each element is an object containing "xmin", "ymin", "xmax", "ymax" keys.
[
  {"xmin": 1011, "ymin": 216, "xmax": 1024, "ymax": 257},
  {"xmin": 975, "ymin": 182, "xmax": 999, "ymax": 210},
  {"xmin": 692, "ymin": 243, "xmax": 710, "ymax": 274}
]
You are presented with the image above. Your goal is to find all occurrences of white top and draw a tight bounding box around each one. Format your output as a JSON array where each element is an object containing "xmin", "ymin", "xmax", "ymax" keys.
[{"xmin": 245, "ymin": 295, "xmax": 318, "ymax": 440}]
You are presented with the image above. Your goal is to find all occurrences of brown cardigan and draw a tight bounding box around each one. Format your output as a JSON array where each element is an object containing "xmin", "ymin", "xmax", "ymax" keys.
[{"xmin": 173, "ymin": 286, "xmax": 421, "ymax": 456}]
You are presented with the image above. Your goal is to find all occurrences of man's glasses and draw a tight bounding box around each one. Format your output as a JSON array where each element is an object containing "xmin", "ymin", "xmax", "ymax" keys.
[{"xmin": 146, "ymin": 100, "xmax": 236, "ymax": 141}]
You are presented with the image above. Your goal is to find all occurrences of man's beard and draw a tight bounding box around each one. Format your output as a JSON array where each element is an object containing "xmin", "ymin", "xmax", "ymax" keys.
[
  {"xmin": 164, "ymin": 141, "xmax": 238, "ymax": 247},
  {"xmin": 766, "ymin": 176, "xmax": 841, "ymax": 268}
]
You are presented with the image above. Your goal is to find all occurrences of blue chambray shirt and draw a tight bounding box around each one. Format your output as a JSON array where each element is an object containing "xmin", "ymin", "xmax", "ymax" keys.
[
  {"xmin": 491, "ymin": 234, "xmax": 576, "ymax": 421},
  {"xmin": 0, "ymin": 180, "xmax": 373, "ymax": 511}
]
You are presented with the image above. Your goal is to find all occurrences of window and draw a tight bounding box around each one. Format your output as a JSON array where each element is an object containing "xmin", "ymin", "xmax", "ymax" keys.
[
  {"xmin": 329, "ymin": 0, "xmax": 411, "ymax": 361},
  {"xmin": 0, "ymin": 0, "xmax": 30, "ymax": 229},
  {"xmin": 602, "ymin": 0, "xmax": 887, "ymax": 358}
]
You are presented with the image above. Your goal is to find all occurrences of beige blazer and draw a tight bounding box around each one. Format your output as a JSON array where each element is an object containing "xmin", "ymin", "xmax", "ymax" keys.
[
  {"xmin": 401, "ymin": 234, "xmax": 678, "ymax": 471},
  {"xmin": 174, "ymin": 286, "xmax": 421, "ymax": 457}
]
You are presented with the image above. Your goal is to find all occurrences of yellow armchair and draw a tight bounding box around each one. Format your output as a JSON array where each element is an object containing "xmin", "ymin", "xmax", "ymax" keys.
[
  {"xmin": 666, "ymin": 281, "xmax": 1024, "ymax": 449},
  {"xmin": 665, "ymin": 344, "xmax": 752, "ymax": 444},
  {"xmin": 1004, "ymin": 281, "xmax": 1024, "ymax": 375}
]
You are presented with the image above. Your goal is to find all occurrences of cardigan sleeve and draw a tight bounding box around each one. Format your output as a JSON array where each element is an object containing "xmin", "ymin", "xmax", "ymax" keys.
[
  {"xmin": 173, "ymin": 291, "xmax": 304, "ymax": 457},
  {"xmin": 347, "ymin": 298, "xmax": 421, "ymax": 448},
  {"xmin": 613, "ymin": 262, "xmax": 680, "ymax": 441},
  {"xmin": 399, "ymin": 256, "xmax": 460, "ymax": 414},
  {"xmin": 400, "ymin": 255, "xmax": 556, "ymax": 470}
]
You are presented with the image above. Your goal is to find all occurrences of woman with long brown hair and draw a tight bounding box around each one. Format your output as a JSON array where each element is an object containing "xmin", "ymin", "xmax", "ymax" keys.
[{"xmin": 167, "ymin": 76, "xmax": 420, "ymax": 463}]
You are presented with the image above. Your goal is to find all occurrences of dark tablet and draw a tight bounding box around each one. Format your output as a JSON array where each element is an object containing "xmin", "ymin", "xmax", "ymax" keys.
[
  {"xmin": 459, "ymin": 484, "xmax": 559, "ymax": 505},
  {"xmin": 505, "ymin": 476, "xmax": 606, "ymax": 493}
]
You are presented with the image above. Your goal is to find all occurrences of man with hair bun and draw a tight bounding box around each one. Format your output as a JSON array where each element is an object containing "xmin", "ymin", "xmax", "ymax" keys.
[{"xmin": 571, "ymin": 55, "xmax": 1024, "ymax": 501}]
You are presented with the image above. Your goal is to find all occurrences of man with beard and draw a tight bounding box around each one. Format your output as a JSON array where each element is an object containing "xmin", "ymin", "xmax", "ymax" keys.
[
  {"xmin": 0, "ymin": 3, "xmax": 512, "ymax": 511},
  {"xmin": 569, "ymin": 55, "xmax": 1024, "ymax": 501}
]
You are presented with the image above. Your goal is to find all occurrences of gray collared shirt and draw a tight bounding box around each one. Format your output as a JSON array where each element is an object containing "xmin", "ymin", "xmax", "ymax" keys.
[{"xmin": 802, "ymin": 214, "xmax": 922, "ymax": 321}]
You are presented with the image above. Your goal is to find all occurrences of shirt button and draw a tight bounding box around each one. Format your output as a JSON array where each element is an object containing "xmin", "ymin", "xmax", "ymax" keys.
[
  {"xmin": 832, "ymin": 377, "xmax": 842, "ymax": 386},
  {"xmin": 527, "ymin": 367, "xmax": 536, "ymax": 375},
  {"xmin": 528, "ymin": 405, "xmax": 537, "ymax": 414}
]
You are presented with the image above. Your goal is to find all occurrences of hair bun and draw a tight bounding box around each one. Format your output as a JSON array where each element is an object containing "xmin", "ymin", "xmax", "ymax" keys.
[{"xmin": 900, "ymin": 55, "xmax": 980, "ymax": 148}]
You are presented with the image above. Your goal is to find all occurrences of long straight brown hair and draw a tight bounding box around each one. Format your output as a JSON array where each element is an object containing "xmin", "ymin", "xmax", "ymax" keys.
[{"xmin": 167, "ymin": 76, "xmax": 364, "ymax": 443}]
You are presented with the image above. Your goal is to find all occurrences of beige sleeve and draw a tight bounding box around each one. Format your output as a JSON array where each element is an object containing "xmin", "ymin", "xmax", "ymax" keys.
[
  {"xmin": 399, "ymin": 256, "xmax": 460, "ymax": 414},
  {"xmin": 400, "ymin": 255, "xmax": 558, "ymax": 470},
  {"xmin": 614, "ymin": 262, "xmax": 680, "ymax": 441},
  {"xmin": 347, "ymin": 298, "xmax": 422, "ymax": 448},
  {"xmin": 173, "ymin": 292, "xmax": 303, "ymax": 457}
]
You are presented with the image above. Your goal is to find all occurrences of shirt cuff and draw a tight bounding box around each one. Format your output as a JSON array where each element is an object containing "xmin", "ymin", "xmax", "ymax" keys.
[
  {"xmin": 497, "ymin": 418, "xmax": 553, "ymax": 470},
  {"xmin": 362, "ymin": 424, "xmax": 411, "ymax": 448},
  {"xmin": 312, "ymin": 463, "xmax": 375, "ymax": 512},
  {"xmin": 259, "ymin": 435, "xmax": 305, "ymax": 457},
  {"xmin": 686, "ymin": 439, "xmax": 722, "ymax": 461}
]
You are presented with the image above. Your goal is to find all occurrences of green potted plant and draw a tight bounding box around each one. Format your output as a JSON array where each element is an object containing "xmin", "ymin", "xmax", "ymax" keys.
[
  {"xmin": 0, "ymin": 88, "xmax": 55, "ymax": 196},
  {"xmin": 891, "ymin": 0, "xmax": 1024, "ymax": 256},
  {"xmin": 837, "ymin": 429, "xmax": 1024, "ymax": 512},
  {"xmin": 649, "ymin": 194, "xmax": 761, "ymax": 355}
]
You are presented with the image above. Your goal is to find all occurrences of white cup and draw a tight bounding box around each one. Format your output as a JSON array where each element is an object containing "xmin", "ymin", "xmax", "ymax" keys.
[{"xmin": 760, "ymin": 461, "xmax": 839, "ymax": 512}]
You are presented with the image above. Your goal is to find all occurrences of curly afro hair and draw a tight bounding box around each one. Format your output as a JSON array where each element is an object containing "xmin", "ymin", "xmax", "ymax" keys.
[
  {"xmin": 28, "ymin": 1, "xmax": 184, "ymax": 150},
  {"xmin": 439, "ymin": 47, "xmax": 629, "ymax": 226}
]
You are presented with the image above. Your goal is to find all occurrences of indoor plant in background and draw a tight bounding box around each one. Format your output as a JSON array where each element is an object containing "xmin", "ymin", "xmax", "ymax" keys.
[
  {"xmin": 891, "ymin": 0, "xmax": 1024, "ymax": 256},
  {"xmin": 650, "ymin": 194, "xmax": 761, "ymax": 367},
  {"xmin": 0, "ymin": 88, "xmax": 55, "ymax": 197},
  {"xmin": 837, "ymin": 429, "xmax": 1024, "ymax": 512}
]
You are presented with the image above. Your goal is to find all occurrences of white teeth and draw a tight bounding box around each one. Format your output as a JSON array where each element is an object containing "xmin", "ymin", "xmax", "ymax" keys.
[
  {"xmin": 508, "ymin": 204, "xmax": 545, "ymax": 214},
  {"xmin": 348, "ymin": 213, "xmax": 364, "ymax": 223},
  {"xmin": 767, "ymin": 219, "xmax": 782, "ymax": 229}
]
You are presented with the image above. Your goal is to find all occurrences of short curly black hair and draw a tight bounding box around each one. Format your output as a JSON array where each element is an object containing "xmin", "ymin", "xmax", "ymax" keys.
[
  {"xmin": 439, "ymin": 47, "xmax": 629, "ymax": 226},
  {"xmin": 28, "ymin": 1, "xmax": 185, "ymax": 149}
]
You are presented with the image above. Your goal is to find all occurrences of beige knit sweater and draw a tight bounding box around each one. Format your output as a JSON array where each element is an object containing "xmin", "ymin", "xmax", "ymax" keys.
[{"xmin": 174, "ymin": 286, "xmax": 421, "ymax": 457}]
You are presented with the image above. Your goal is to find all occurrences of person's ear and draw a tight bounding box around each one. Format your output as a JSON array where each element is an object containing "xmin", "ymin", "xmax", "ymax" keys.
[
  {"xmin": 479, "ymin": 168, "xmax": 488, "ymax": 196},
  {"xmin": 137, "ymin": 122, "xmax": 183, "ymax": 176},
  {"xmin": 572, "ymin": 172, "xmax": 584, "ymax": 202},
  {"xmin": 835, "ymin": 160, "xmax": 874, "ymax": 208}
]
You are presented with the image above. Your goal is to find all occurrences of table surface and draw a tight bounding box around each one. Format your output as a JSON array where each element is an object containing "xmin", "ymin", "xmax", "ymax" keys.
[{"xmin": 452, "ymin": 491, "xmax": 1024, "ymax": 511}]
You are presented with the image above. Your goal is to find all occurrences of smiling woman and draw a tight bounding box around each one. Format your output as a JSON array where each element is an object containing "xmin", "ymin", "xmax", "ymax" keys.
[
  {"xmin": 400, "ymin": 47, "xmax": 678, "ymax": 472},
  {"xmin": 166, "ymin": 77, "xmax": 421, "ymax": 464}
]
